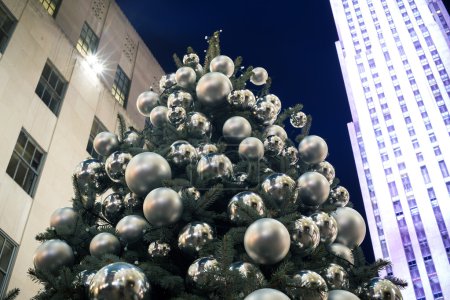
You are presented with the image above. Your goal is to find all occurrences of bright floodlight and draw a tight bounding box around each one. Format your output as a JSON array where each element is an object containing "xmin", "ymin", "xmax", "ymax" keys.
[{"xmin": 86, "ymin": 54, "xmax": 104, "ymax": 74}]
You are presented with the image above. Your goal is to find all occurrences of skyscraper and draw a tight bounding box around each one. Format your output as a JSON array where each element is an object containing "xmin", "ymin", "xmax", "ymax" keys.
[{"xmin": 330, "ymin": 0, "xmax": 450, "ymax": 299}]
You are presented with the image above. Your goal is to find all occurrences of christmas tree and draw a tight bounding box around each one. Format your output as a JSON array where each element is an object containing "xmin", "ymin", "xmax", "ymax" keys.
[{"xmin": 28, "ymin": 32, "xmax": 406, "ymax": 300}]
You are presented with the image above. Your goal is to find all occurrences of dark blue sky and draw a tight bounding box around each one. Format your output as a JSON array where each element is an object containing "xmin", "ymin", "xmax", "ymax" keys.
[{"xmin": 116, "ymin": 0, "xmax": 374, "ymax": 260}]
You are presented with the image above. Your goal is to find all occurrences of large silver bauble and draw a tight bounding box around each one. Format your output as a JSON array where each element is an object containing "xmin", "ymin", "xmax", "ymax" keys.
[
  {"xmin": 291, "ymin": 217, "xmax": 320, "ymax": 255},
  {"xmin": 298, "ymin": 135, "xmax": 328, "ymax": 164},
  {"xmin": 228, "ymin": 191, "xmax": 266, "ymax": 222},
  {"xmin": 245, "ymin": 289, "xmax": 290, "ymax": 300},
  {"xmin": 196, "ymin": 153, "xmax": 233, "ymax": 181},
  {"xmin": 262, "ymin": 94, "xmax": 282, "ymax": 114},
  {"xmin": 322, "ymin": 263, "xmax": 349, "ymax": 289},
  {"xmin": 76, "ymin": 269, "xmax": 96, "ymax": 290},
  {"xmin": 227, "ymin": 89, "xmax": 256, "ymax": 108},
  {"xmin": 310, "ymin": 212, "xmax": 338, "ymax": 244},
  {"xmin": 124, "ymin": 192, "xmax": 143, "ymax": 210},
  {"xmin": 148, "ymin": 241, "xmax": 171, "ymax": 258},
  {"xmin": 263, "ymin": 135, "xmax": 285, "ymax": 156},
  {"xmin": 102, "ymin": 193, "xmax": 125, "ymax": 223},
  {"xmin": 183, "ymin": 53, "xmax": 200, "ymax": 65},
  {"xmin": 115, "ymin": 215, "xmax": 148, "ymax": 244},
  {"xmin": 178, "ymin": 222, "xmax": 214, "ymax": 254},
  {"xmin": 167, "ymin": 91, "xmax": 194, "ymax": 110},
  {"xmin": 328, "ymin": 243, "xmax": 354, "ymax": 264},
  {"xmin": 197, "ymin": 143, "xmax": 219, "ymax": 156},
  {"xmin": 175, "ymin": 66, "xmax": 196, "ymax": 88},
  {"xmin": 261, "ymin": 173, "xmax": 297, "ymax": 206},
  {"xmin": 287, "ymin": 270, "xmax": 328, "ymax": 300},
  {"xmin": 282, "ymin": 146, "xmax": 299, "ymax": 165},
  {"xmin": 187, "ymin": 257, "xmax": 219, "ymax": 288},
  {"xmin": 124, "ymin": 152, "xmax": 172, "ymax": 196},
  {"xmin": 222, "ymin": 116, "xmax": 252, "ymax": 143},
  {"xmin": 186, "ymin": 112, "xmax": 212, "ymax": 139},
  {"xmin": 264, "ymin": 125, "xmax": 287, "ymax": 141},
  {"xmin": 297, "ymin": 172, "xmax": 330, "ymax": 207},
  {"xmin": 168, "ymin": 140, "xmax": 197, "ymax": 167},
  {"xmin": 136, "ymin": 91, "xmax": 159, "ymax": 117},
  {"xmin": 328, "ymin": 290, "xmax": 361, "ymax": 300},
  {"xmin": 89, "ymin": 262, "xmax": 151, "ymax": 300},
  {"xmin": 210, "ymin": 55, "xmax": 235, "ymax": 77},
  {"xmin": 122, "ymin": 130, "xmax": 143, "ymax": 148},
  {"xmin": 253, "ymin": 98, "xmax": 277, "ymax": 125},
  {"xmin": 167, "ymin": 106, "xmax": 186, "ymax": 126},
  {"xmin": 332, "ymin": 207, "xmax": 366, "ymax": 249},
  {"xmin": 74, "ymin": 159, "xmax": 109, "ymax": 195},
  {"xmin": 50, "ymin": 207, "xmax": 77, "ymax": 235},
  {"xmin": 89, "ymin": 232, "xmax": 121, "ymax": 258},
  {"xmin": 93, "ymin": 132, "xmax": 119, "ymax": 157},
  {"xmin": 329, "ymin": 186, "xmax": 350, "ymax": 207},
  {"xmin": 239, "ymin": 137, "xmax": 264, "ymax": 161},
  {"xmin": 290, "ymin": 111, "xmax": 308, "ymax": 128},
  {"xmin": 105, "ymin": 151, "xmax": 132, "ymax": 183},
  {"xmin": 250, "ymin": 67, "xmax": 269, "ymax": 86},
  {"xmin": 159, "ymin": 73, "xmax": 176, "ymax": 90},
  {"xmin": 244, "ymin": 218, "xmax": 290, "ymax": 264},
  {"xmin": 33, "ymin": 239, "xmax": 74, "ymax": 273},
  {"xmin": 313, "ymin": 161, "xmax": 335, "ymax": 183},
  {"xmin": 178, "ymin": 186, "xmax": 201, "ymax": 201},
  {"xmin": 149, "ymin": 105, "xmax": 168, "ymax": 127},
  {"xmin": 229, "ymin": 262, "xmax": 264, "ymax": 283},
  {"xmin": 368, "ymin": 278, "xmax": 403, "ymax": 300},
  {"xmin": 143, "ymin": 187, "xmax": 183, "ymax": 226},
  {"xmin": 196, "ymin": 72, "xmax": 233, "ymax": 106},
  {"xmin": 194, "ymin": 64, "xmax": 204, "ymax": 78}
]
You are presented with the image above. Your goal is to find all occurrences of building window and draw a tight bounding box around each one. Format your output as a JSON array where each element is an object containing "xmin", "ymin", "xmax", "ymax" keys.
[
  {"xmin": 6, "ymin": 130, "xmax": 45, "ymax": 196},
  {"xmin": 38, "ymin": 0, "xmax": 61, "ymax": 17},
  {"xmin": 111, "ymin": 65, "xmax": 131, "ymax": 107},
  {"xmin": 35, "ymin": 61, "xmax": 67, "ymax": 115},
  {"xmin": 76, "ymin": 22, "xmax": 98, "ymax": 56},
  {"xmin": 421, "ymin": 166, "xmax": 431, "ymax": 184},
  {"xmin": 439, "ymin": 160, "xmax": 449, "ymax": 178},
  {"xmin": 0, "ymin": 2, "xmax": 16, "ymax": 54},
  {"xmin": 0, "ymin": 230, "xmax": 17, "ymax": 297},
  {"xmin": 86, "ymin": 118, "xmax": 106, "ymax": 160}
]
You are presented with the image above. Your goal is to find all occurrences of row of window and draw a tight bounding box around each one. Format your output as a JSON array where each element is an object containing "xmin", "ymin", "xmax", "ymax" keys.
[{"xmin": 0, "ymin": 230, "xmax": 16, "ymax": 297}]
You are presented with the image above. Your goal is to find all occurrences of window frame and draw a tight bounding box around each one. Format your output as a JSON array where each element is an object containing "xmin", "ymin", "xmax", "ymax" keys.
[
  {"xmin": 38, "ymin": 0, "xmax": 62, "ymax": 18},
  {"xmin": 0, "ymin": 1, "xmax": 17, "ymax": 54},
  {"xmin": 0, "ymin": 229, "xmax": 18, "ymax": 298},
  {"xmin": 35, "ymin": 60, "xmax": 68, "ymax": 116},
  {"xmin": 86, "ymin": 117, "xmax": 107, "ymax": 160},
  {"xmin": 76, "ymin": 22, "xmax": 99, "ymax": 56},
  {"xmin": 111, "ymin": 65, "xmax": 131, "ymax": 107}
]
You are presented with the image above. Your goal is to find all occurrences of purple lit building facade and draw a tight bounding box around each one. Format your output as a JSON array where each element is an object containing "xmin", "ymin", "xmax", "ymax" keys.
[{"xmin": 329, "ymin": 0, "xmax": 450, "ymax": 299}]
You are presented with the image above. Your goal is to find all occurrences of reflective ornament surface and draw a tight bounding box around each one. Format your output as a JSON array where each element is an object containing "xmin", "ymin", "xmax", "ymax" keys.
[
  {"xmin": 197, "ymin": 143, "xmax": 218, "ymax": 156},
  {"xmin": 262, "ymin": 94, "xmax": 282, "ymax": 114},
  {"xmin": 328, "ymin": 290, "xmax": 361, "ymax": 300},
  {"xmin": 186, "ymin": 112, "xmax": 212, "ymax": 139},
  {"xmin": 287, "ymin": 270, "xmax": 328, "ymax": 300},
  {"xmin": 250, "ymin": 67, "xmax": 269, "ymax": 86},
  {"xmin": 102, "ymin": 193, "xmax": 125, "ymax": 223},
  {"xmin": 245, "ymin": 288, "xmax": 290, "ymax": 300},
  {"xmin": 322, "ymin": 263, "xmax": 349, "ymax": 289},
  {"xmin": 227, "ymin": 89, "xmax": 256, "ymax": 108},
  {"xmin": 167, "ymin": 106, "xmax": 186, "ymax": 126},
  {"xmin": 368, "ymin": 278, "xmax": 403, "ymax": 300},
  {"xmin": 263, "ymin": 135, "xmax": 285, "ymax": 156},
  {"xmin": 89, "ymin": 232, "xmax": 121, "ymax": 258},
  {"xmin": 93, "ymin": 132, "xmax": 119, "ymax": 157},
  {"xmin": 143, "ymin": 187, "xmax": 183, "ymax": 226},
  {"xmin": 148, "ymin": 241, "xmax": 171, "ymax": 258},
  {"xmin": 178, "ymin": 222, "xmax": 214, "ymax": 254},
  {"xmin": 89, "ymin": 262, "xmax": 151, "ymax": 300},
  {"xmin": 183, "ymin": 53, "xmax": 200, "ymax": 65},
  {"xmin": 313, "ymin": 161, "xmax": 335, "ymax": 183},
  {"xmin": 244, "ymin": 218, "xmax": 290, "ymax": 264},
  {"xmin": 229, "ymin": 261, "xmax": 264, "ymax": 283},
  {"xmin": 228, "ymin": 191, "xmax": 266, "ymax": 222},
  {"xmin": 124, "ymin": 192, "xmax": 143, "ymax": 210},
  {"xmin": 332, "ymin": 207, "xmax": 366, "ymax": 249},
  {"xmin": 50, "ymin": 207, "xmax": 77, "ymax": 235},
  {"xmin": 105, "ymin": 151, "xmax": 132, "ymax": 183},
  {"xmin": 291, "ymin": 217, "xmax": 320, "ymax": 255},
  {"xmin": 264, "ymin": 125, "xmax": 287, "ymax": 141},
  {"xmin": 328, "ymin": 243, "xmax": 354, "ymax": 264},
  {"xmin": 115, "ymin": 215, "xmax": 148, "ymax": 244},
  {"xmin": 196, "ymin": 153, "xmax": 233, "ymax": 181},
  {"xmin": 329, "ymin": 186, "xmax": 350, "ymax": 207},
  {"xmin": 150, "ymin": 106, "xmax": 168, "ymax": 127},
  {"xmin": 261, "ymin": 173, "xmax": 297, "ymax": 206},
  {"xmin": 167, "ymin": 91, "xmax": 194, "ymax": 110},
  {"xmin": 239, "ymin": 137, "xmax": 264, "ymax": 161},
  {"xmin": 222, "ymin": 116, "xmax": 252, "ymax": 143},
  {"xmin": 122, "ymin": 130, "xmax": 143, "ymax": 148},
  {"xmin": 74, "ymin": 159, "xmax": 109, "ymax": 195},
  {"xmin": 168, "ymin": 140, "xmax": 197, "ymax": 167},
  {"xmin": 297, "ymin": 172, "xmax": 330, "ymax": 207},
  {"xmin": 310, "ymin": 212, "xmax": 338, "ymax": 244},
  {"xmin": 178, "ymin": 186, "xmax": 201, "ymax": 201},
  {"xmin": 298, "ymin": 135, "xmax": 328, "ymax": 164},
  {"xmin": 282, "ymin": 146, "xmax": 299, "ymax": 165},
  {"xmin": 76, "ymin": 270, "xmax": 96, "ymax": 290},
  {"xmin": 124, "ymin": 152, "xmax": 172, "ymax": 196},
  {"xmin": 136, "ymin": 91, "xmax": 159, "ymax": 117},
  {"xmin": 175, "ymin": 66, "xmax": 196, "ymax": 88},
  {"xmin": 290, "ymin": 111, "xmax": 308, "ymax": 128},
  {"xmin": 253, "ymin": 98, "xmax": 277, "ymax": 125},
  {"xmin": 159, "ymin": 73, "xmax": 176, "ymax": 90},
  {"xmin": 33, "ymin": 239, "xmax": 74, "ymax": 273},
  {"xmin": 186, "ymin": 257, "xmax": 219, "ymax": 288},
  {"xmin": 196, "ymin": 72, "xmax": 233, "ymax": 106},
  {"xmin": 209, "ymin": 55, "xmax": 235, "ymax": 77}
]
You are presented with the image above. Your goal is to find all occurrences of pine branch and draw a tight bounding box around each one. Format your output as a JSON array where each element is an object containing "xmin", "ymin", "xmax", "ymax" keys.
[
  {"xmin": 385, "ymin": 276, "xmax": 408, "ymax": 289},
  {"xmin": 295, "ymin": 115, "xmax": 313, "ymax": 143},
  {"xmin": 258, "ymin": 77, "xmax": 272, "ymax": 97},
  {"xmin": 275, "ymin": 104, "xmax": 303, "ymax": 126},
  {"xmin": 197, "ymin": 184, "xmax": 224, "ymax": 211},
  {"xmin": 203, "ymin": 31, "xmax": 221, "ymax": 71},
  {"xmin": 2, "ymin": 288, "xmax": 20, "ymax": 300},
  {"xmin": 173, "ymin": 53, "xmax": 183, "ymax": 68},
  {"xmin": 117, "ymin": 114, "xmax": 127, "ymax": 141}
]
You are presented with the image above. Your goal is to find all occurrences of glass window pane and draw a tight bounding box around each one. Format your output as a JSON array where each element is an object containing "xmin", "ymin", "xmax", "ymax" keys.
[
  {"xmin": 0, "ymin": 272, "xmax": 4, "ymax": 290},
  {"xmin": 23, "ymin": 142, "xmax": 35, "ymax": 164},
  {"xmin": 14, "ymin": 132, "xmax": 27, "ymax": 154},
  {"xmin": 23, "ymin": 170, "xmax": 36, "ymax": 194},
  {"xmin": 14, "ymin": 162, "xmax": 27, "ymax": 186},
  {"xmin": 0, "ymin": 241, "xmax": 13, "ymax": 271},
  {"xmin": 0, "ymin": 235, "xmax": 4, "ymax": 251},
  {"xmin": 32, "ymin": 151, "xmax": 43, "ymax": 170},
  {"xmin": 6, "ymin": 152, "xmax": 19, "ymax": 178}
]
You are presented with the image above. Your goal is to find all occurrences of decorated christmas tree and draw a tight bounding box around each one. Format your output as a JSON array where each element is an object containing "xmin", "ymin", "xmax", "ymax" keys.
[{"xmin": 28, "ymin": 32, "xmax": 406, "ymax": 300}]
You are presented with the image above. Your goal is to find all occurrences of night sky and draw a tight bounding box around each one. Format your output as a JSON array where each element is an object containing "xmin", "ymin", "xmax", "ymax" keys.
[{"xmin": 116, "ymin": 0, "xmax": 375, "ymax": 261}]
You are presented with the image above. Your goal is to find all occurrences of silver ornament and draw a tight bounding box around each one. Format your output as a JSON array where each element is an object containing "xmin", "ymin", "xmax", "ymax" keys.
[
  {"xmin": 76, "ymin": 269, "xmax": 96, "ymax": 290},
  {"xmin": 168, "ymin": 140, "xmax": 197, "ymax": 167},
  {"xmin": 329, "ymin": 186, "xmax": 350, "ymax": 207},
  {"xmin": 313, "ymin": 161, "xmax": 335, "ymax": 183},
  {"xmin": 167, "ymin": 91, "xmax": 194, "ymax": 110},
  {"xmin": 159, "ymin": 73, "xmax": 176, "ymax": 90},
  {"xmin": 210, "ymin": 55, "xmax": 235, "ymax": 77},
  {"xmin": 322, "ymin": 263, "xmax": 349, "ymax": 289},
  {"xmin": 125, "ymin": 152, "xmax": 172, "ymax": 196},
  {"xmin": 332, "ymin": 207, "xmax": 366, "ymax": 249},
  {"xmin": 183, "ymin": 53, "xmax": 200, "ymax": 65},
  {"xmin": 228, "ymin": 191, "xmax": 266, "ymax": 222},
  {"xmin": 196, "ymin": 153, "xmax": 233, "ymax": 181},
  {"xmin": 136, "ymin": 91, "xmax": 159, "ymax": 117},
  {"xmin": 178, "ymin": 186, "xmax": 201, "ymax": 201},
  {"xmin": 328, "ymin": 243, "xmax": 354, "ymax": 264},
  {"xmin": 245, "ymin": 288, "xmax": 290, "ymax": 300},
  {"xmin": 282, "ymin": 146, "xmax": 299, "ymax": 165},
  {"xmin": 33, "ymin": 239, "xmax": 74, "ymax": 273},
  {"xmin": 291, "ymin": 217, "xmax": 320, "ymax": 255},
  {"xmin": 328, "ymin": 290, "xmax": 361, "ymax": 300},
  {"xmin": 264, "ymin": 125, "xmax": 287, "ymax": 141},
  {"xmin": 115, "ymin": 215, "xmax": 148, "ymax": 244},
  {"xmin": 186, "ymin": 112, "xmax": 212, "ymax": 139},
  {"xmin": 89, "ymin": 232, "xmax": 121, "ymax": 258},
  {"xmin": 262, "ymin": 94, "xmax": 282, "ymax": 114},
  {"xmin": 175, "ymin": 66, "xmax": 196, "ymax": 88},
  {"xmin": 298, "ymin": 135, "xmax": 328, "ymax": 164},
  {"xmin": 233, "ymin": 172, "xmax": 249, "ymax": 186},
  {"xmin": 194, "ymin": 63, "xmax": 204, "ymax": 77},
  {"xmin": 149, "ymin": 105, "xmax": 168, "ymax": 127},
  {"xmin": 93, "ymin": 132, "xmax": 119, "ymax": 157},
  {"xmin": 50, "ymin": 207, "xmax": 77, "ymax": 235},
  {"xmin": 229, "ymin": 261, "xmax": 264, "ymax": 283},
  {"xmin": 124, "ymin": 192, "xmax": 143, "ymax": 210},
  {"xmin": 197, "ymin": 143, "xmax": 219, "ymax": 156},
  {"xmin": 250, "ymin": 67, "xmax": 269, "ymax": 86},
  {"xmin": 89, "ymin": 262, "xmax": 151, "ymax": 300},
  {"xmin": 227, "ymin": 89, "xmax": 256, "ymax": 108},
  {"xmin": 264, "ymin": 135, "xmax": 285, "ymax": 156},
  {"xmin": 310, "ymin": 212, "xmax": 338, "ymax": 244},
  {"xmin": 74, "ymin": 159, "xmax": 109, "ymax": 195},
  {"xmin": 239, "ymin": 137, "xmax": 264, "ymax": 161},
  {"xmin": 102, "ymin": 193, "xmax": 125, "ymax": 223},
  {"xmin": 368, "ymin": 278, "xmax": 403, "ymax": 300},
  {"xmin": 187, "ymin": 257, "xmax": 219, "ymax": 288},
  {"xmin": 261, "ymin": 173, "xmax": 297, "ymax": 206},
  {"xmin": 178, "ymin": 222, "xmax": 214, "ymax": 254},
  {"xmin": 290, "ymin": 111, "xmax": 308, "ymax": 128},
  {"xmin": 122, "ymin": 130, "xmax": 143, "ymax": 148},
  {"xmin": 167, "ymin": 106, "xmax": 186, "ymax": 126},
  {"xmin": 148, "ymin": 241, "xmax": 171, "ymax": 257},
  {"xmin": 143, "ymin": 187, "xmax": 183, "ymax": 226},
  {"xmin": 196, "ymin": 72, "xmax": 233, "ymax": 106},
  {"xmin": 105, "ymin": 151, "xmax": 132, "ymax": 183},
  {"xmin": 253, "ymin": 98, "xmax": 277, "ymax": 125},
  {"xmin": 297, "ymin": 172, "xmax": 330, "ymax": 207},
  {"xmin": 222, "ymin": 116, "xmax": 252, "ymax": 143},
  {"xmin": 287, "ymin": 270, "xmax": 328, "ymax": 300},
  {"xmin": 244, "ymin": 218, "xmax": 290, "ymax": 264}
]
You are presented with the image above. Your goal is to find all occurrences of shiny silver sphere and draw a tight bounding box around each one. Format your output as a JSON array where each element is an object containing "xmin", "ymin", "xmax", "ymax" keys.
[
  {"xmin": 159, "ymin": 73, "xmax": 176, "ymax": 90},
  {"xmin": 263, "ymin": 135, "xmax": 285, "ymax": 156},
  {"xmin": 291, "ymin": 217, "xmax": 321, "ymax": 255},
  {"xmin": 328, "ymin": 290, "xmax": 361, "ymax": 300},
  {"xmin": 93, "ymin": 132, "xmax": 119, "ymax": 157},
  {"xmin": 239, "ymin": 137, "xmax": 264, "ymax": 161},
  {"xmin": 105, "ymin": 151, "xmax": 132, "ymax": 183},
  {"xmin": 89, "ymin": 232, "xmax": 121, "ymax": 258},
  {"xmin": 148, "ymin": 241, "xmax": 171, "ymax": 257},
  {"xmin": 167, "ymin": 91, "xmax": 194, "ymax": 110},
  {"xmin": 186, "ymin": 112, "xmax": 212, "ymax": 139},
  {"xmin": 74, "ymin": 159, "xmax": 109, "ymax": 195},
  {"xmin": 329, "ymin": 186, "xmax": 350, "ymax": 207},
  {"xmin": 245, "ymin": 288, "xmax": 290, "ymax": 300},
  {"xmin": 122, "ymin": 130, "xmax": 143, "ymax": 148},
  {"xmin": 261, "ymin": 173, "xmax": 297, "ymax": 206},
  {"xmin": 196, "ymin": 153, "xmax": 233, "ymax": 181},
  {"xmin": 298, "ymin": 135, "xmax": 328, "ymax": 164},
  {"xmin": 136, "ymin": 91, "xmax": 159, "ymax": 117},
  {"xmin": 178, "ymin": 222, "xmax": 214, "ymax": 254},
  {"xmin": 229, "ymin": 261, "xmax": 264, "ymax": 283},
  {"xmin": 210, "ymin": 55, "xmax": 235, "ymax": 77},
  {"xmin": 76, "ymin": 269, "xmax": 96, "ymax": 290},
  {"xmin": 332, "ymin": 207, "xmax": 366, "ymax": 249},
  {"xmin": 115, "ymin": 215, "xmax": 148, "ymax": 244},
  {"xmin": 178, "ymin": 186, "xmax": 201, "ymax": 201},
  {"xmin": 50, "ymin": 207, "xmax": 77, "ymax": 235},
  {"xmin": 175, "ymin": 66, "xmax": 196, "ymax": 88},
  {"xmin": 197, "ymin": 143, "xmax": 219, "ymax": 156},
  {"xmin": 310, "ymin": 212, "xmax": 338, "ymax": 244},
  {"xmin": 228, "ymin": 191, "xmax": 266, "ymax": 222},
  {"xmin": 250, "ymin": 67, "xmax": 269, "ymax": 86},
  {"xmin": 322, "ymin": 263, "xmax": 349, "ymax": 289},
  {"xmin": 222, "ymin": 116, "xmax": 252, "ymax": 143},
  {"xmin": 149, "ymin": 105, "xmax": 168, "ymax": 127},
  {"xmin": 282, "ymin": 146, "xmax": 299, "ymax": 165},
  {"xmin": 264, "ymin": 125, "xmax": 287, "ymax": 141},
  {"xmin": 33, "ymin": 239, "xmax": 74, "ymax": 273},
  {"xmin": 297, "ymin": 172, "xmax": 330, "ymax": 207},
  {"xmin": 196, "ymin": 72, "xmax": 233, "ymax": 106},
  {"xmin": 187, "ymin": 257, "xmax": 219, "ymax": 288},
  {"xmin": 167, "ymin": 106, "xmax": 186, "ymax": 126},
  {"xmin": 227, "ymin": 89, "xmax": 256, "ymax": 108},
  {"xmin": 287, "ymin": 270, "xmax": 328, "ymax": 300},
  {"xmin": 253, "ymin": 98, "xmax": 277, "ymax": 125},
  {"xmin": 290, "ymin": 111, "xmax": 308, "ymax": 128},
  {"xmin": 183, "ymin": 53, "xmax": 200, "ymax": 64},
  {"xmin": 328, "ymin": 243, "xmax": 354, "ymax": 264},
  {"xmin": 124, "ymin": 192, "xmax": 143, "ymax": 210},
  {"xmin": 143, "ymin": 187, "xmax": 183, "ymax": 226},
  {"xmin": 262, "ymin": 94, "xmax": 281, "ymax": 114},
  {"xmin": 313, "ymin": 161, "xmax": 336, "ymax": 183},
  {"xmin": 102, "ymin": 193, "xmax": 125, "ymax": 223},
  {"xmin": 168, "ymin": 140, "xmax": 197, "ymax": 167},
  {"xmin": 368, "ymin": 277, "xmax": 403, "ymax": 300}
]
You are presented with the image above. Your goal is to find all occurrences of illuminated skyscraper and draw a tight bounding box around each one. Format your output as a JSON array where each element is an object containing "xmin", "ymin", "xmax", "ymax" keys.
[{"xmin": 330, "ymin": 0, "xmax": 450, "ymax": 298}]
